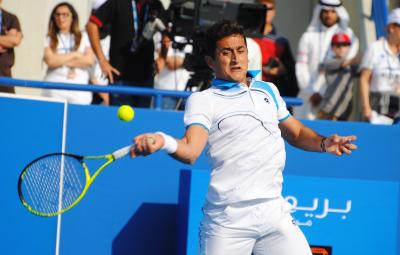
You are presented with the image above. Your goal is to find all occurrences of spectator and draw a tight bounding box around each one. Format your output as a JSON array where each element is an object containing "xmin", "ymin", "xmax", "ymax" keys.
[
  {"xmin": 86, "ymin": 0, "xmax": 165, "ymax": 107},
  {"xmin": 252, "ymin": 0, "xmax": 298, "ymax": 98},
  {"xmin": 360, "ymin": 8, "xmax": 400, "ymax": 124},
  {"xmin": 295, "ymin": 0, "xmax": 359, "ymax": 120},
  {"xmin": 89, "ymin": 0, "xmax": 110, "ymax": 106},
  {"xmin": 42, "ymin": 2, "xmax": 95, "ymax": 105},
  {"xmin": 0, "ymin": 0, "xmax": 22, "ymax": 93},
  {"xmin": 154, "ymin": 31, "xmax": 190, "ymax": 110},
  {"xmin": 316, "ymin": 33, "xmax": 359, "ymax": 120}
]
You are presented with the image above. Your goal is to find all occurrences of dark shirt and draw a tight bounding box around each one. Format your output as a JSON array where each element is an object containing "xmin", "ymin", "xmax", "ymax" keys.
[
  {"xmin": 253, "ymin": 26, "xmax": 299, "ymax": 97},
  {"xmin": 0, "ymin": 8, "xmax": 21, "ymax": 77},
  {"xmin": 90, "ymin": 0, "xmax": 162, "ymax": 82}
]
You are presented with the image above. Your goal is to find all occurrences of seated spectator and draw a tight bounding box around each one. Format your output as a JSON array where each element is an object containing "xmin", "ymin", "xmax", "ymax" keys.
[
  {"xmin": 316, "ymin": 33, "xmax": 359, "ymax": 120},
  {"xmin": 42, "ymin": 2, "xmax": 95, "ymax": 105},
  {"xmin": 0, "ymin": 0, "xmax": 22, "ymax": 93},
  {"xmin": 154, "ymin": 31, "xmax": 190, "ymax": 110},
  {"xmin": 360, "ymin": 8, "xmax": 400, "ymax": 124}
]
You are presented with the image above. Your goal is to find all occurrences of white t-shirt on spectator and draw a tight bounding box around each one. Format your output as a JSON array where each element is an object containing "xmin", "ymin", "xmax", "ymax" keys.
[
  {"xmin": 43, "ymin": 31, "xmax": 93, "ymax": 105},
  {"xmin": 155, "ymin": 46, "xmax": 190, "ymax": 91},
  {"xmin": 360, "ymin": 38, "xmax": 400, "ymax": 93}
]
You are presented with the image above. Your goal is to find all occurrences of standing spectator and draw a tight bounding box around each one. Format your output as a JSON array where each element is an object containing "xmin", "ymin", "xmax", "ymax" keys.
[
  {"xmin": 316, "ymin": 33, "xmax": 359, "ymax": 120},
  {"xmin": 360, "ymin": 8, "xmax": 400, "ymax": 124},
  {"xmin": 295, "ymin": 0, "xmax": 359, "ymax": 120},
  {"xmin": 89, "ymin": 0, "xmax": 110, "ymax": 106},
  {"xmin": 252, "ymin": 0, "xmax": 298, "ymax": 98},
  {"xmin": 0, "ymin": 0, "xmax": 22, "ymax": 93},
  {"xmin": 154, "ymin": 31, "xmax": 190, "ymax": 110},
  {"xmin": 42, "ymin": 2, "xmax": 95, "ymax": 105},
  {"xmin": 86, "ymin": 0, "xmax": 165, "ymax": 108}
]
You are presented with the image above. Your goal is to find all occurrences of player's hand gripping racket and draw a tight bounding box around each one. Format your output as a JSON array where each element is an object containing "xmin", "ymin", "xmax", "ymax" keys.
[{"xmin": 18, "ymin": 145, "xmax": 132, "ymax": 217}]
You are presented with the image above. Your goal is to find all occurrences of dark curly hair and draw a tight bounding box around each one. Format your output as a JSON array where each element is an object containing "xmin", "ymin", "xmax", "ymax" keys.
[{"xmin": 204, "ymin": 20, "xmax": 247, "ymax": 59}]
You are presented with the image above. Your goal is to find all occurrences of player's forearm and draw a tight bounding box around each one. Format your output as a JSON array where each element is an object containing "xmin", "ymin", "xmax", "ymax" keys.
[
  {"xmin": 170, "ymin": 138, "xmax": 203, "ymax": 165},
  {"xmin": 290, "ymin": 126, "xmax": 325, "ymax": 152},
  {"xmin": 280, "ymin": 117, "xmax": 325, "ymax": 153}
]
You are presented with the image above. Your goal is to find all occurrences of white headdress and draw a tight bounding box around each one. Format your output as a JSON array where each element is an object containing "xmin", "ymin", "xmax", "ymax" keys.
[{"xmin": 307, "ymin": 0, "xmax": 350, "ymax": 32}]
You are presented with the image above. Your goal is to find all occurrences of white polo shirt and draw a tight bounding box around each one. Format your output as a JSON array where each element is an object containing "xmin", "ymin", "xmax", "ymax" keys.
[
  {"xmin": 360, "ymin": 38, "xmax": 400, "ymax": 93},
  {"xmin": 184, "ymin": 71, "xmax": 290, "ymax": 206}
]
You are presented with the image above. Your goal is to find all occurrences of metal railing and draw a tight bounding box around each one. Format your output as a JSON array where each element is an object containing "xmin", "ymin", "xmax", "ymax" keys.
[{"xmin": 0, "ymin": 77, "xmax": 303, "ymax": 109}]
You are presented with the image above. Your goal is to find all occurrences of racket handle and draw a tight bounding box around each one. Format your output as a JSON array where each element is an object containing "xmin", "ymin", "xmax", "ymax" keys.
[{"xmin": 112, "ymin": 145, "xmax": 133, "ymax": 160}]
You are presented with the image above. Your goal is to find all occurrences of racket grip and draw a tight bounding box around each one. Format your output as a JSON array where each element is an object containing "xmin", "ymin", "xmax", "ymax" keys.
[{"xmin": 112, "ymin": 145, "xmax": 133, "ymax": 159}]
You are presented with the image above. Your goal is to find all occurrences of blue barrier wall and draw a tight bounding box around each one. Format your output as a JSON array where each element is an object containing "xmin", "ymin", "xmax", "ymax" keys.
[{"xmin": 1, "ymin": 94, "xmax": 399, "ymax": 255}]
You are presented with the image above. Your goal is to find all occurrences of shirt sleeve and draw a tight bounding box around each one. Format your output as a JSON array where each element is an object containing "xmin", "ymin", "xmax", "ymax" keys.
[
  {"xmin": 44, "ymin": 36, "xmax": 50, "ymax": 48},
  {"xmin": 90, "ymin": 0, "xmax": 115, "ymax": 28},
  {"xmin": 184, "ymin": 91, "xmax": 213, "ymax": 131},
  {"xmin": 9, "ymin": 14, "xmax": 21, "ymax": 32},
  {"xmin": 295, "ymin": 33, "xmax": 311, "ymax": 90},
  {"xmin": 270, "ymin": 83, "xmax": 291, "ymax": 121},
  {"xmin": 360, "ymin": 42, "xmax": 375, "ymax": 71}
]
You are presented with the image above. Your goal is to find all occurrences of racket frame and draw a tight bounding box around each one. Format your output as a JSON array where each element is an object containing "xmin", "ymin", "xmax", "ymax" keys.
[{"xmin": 18, "ymin": 152, "xmax": 115, "ymax": 217}]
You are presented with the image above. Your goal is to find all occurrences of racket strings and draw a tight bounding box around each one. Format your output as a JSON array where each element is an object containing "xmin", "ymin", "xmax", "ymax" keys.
[{"xmin": 21, "ymin": 155, "xmax": 86, "ymax": 214}]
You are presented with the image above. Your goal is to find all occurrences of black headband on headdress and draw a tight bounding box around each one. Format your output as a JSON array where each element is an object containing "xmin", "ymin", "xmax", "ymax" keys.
[{"xmin": 319, "ymin": 0, "xmax": 342, "ymax": 7}]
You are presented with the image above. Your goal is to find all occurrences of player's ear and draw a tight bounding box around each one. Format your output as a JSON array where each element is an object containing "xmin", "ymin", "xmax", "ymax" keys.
[{"xmin": 204, "ymin": 55, "xmax": 215, "ymax": 70}]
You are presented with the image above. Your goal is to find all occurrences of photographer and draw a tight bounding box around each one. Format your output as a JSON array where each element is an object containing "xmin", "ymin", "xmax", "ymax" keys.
[{"xmin": 154, "ymin": 31, "xmax": 190, "ymax": 110}]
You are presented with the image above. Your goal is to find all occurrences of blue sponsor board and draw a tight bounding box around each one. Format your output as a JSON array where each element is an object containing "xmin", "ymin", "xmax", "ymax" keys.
[
  {"xmin": 180, "ymin": 171, "xmax": 399, "ymax": 255},
  {"xmin": 283, "ymin": 176, "xmax": 399, "ymax": 255}
]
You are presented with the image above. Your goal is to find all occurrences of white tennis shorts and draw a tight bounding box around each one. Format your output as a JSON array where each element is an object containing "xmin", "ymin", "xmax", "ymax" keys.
[{"xmin": 199, "ymin": 197, "xmax": 312, "ymax": 255}]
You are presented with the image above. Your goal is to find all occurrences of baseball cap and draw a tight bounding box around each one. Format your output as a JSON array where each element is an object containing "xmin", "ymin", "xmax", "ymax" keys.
[
  {"xmin": 388, "ymin": 8, "xmax": 400, "ymax": 25},
  {"xmin": 331, "ymin": 33, "xmax": 351, "ymax": 45}
]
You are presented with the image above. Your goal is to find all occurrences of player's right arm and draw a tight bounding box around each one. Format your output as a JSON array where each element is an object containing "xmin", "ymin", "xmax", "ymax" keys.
[
  {"xmin": 131, "ymin": 125, "xmax": 208, "ymax": 165},
  {"xmin": 132, "ymin": 92, "xmax": 211, "ymax": 164}
]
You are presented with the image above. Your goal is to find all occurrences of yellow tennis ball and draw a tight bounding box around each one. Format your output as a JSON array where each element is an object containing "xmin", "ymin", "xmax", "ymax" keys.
[{"xmin": 117, "ymin": 105, "xmax": 134, "ymax": 122}]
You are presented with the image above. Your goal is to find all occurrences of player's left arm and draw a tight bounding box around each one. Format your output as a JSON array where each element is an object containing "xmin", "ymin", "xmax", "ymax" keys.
[{"xmin": 279, "ymin": 115, "xmax": 357, "ymax": 155}]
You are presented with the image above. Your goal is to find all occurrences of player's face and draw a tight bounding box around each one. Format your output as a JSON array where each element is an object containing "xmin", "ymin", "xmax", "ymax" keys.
[
  {"xmin": 206, "ymin": 34, "xmax": 249, "ymax": 84},
  {"xmin": 320, "ymin": 9, "xmax": 339, "ymax": 28},
  {"xmin": 54, "ymin": 6, "xmax": 73, "ymax": 32}
]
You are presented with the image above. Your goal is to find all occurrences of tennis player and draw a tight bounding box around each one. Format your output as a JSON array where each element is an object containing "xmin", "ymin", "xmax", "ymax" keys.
[{"xmin": 131, "ymin": 20, "xmax": 357, "ymax": 255}]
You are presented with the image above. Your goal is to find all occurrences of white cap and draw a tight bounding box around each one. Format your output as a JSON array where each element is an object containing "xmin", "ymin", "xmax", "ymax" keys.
[{"xmin": 388, "ymin": 8, "xmax": 400, "ymax": 25}]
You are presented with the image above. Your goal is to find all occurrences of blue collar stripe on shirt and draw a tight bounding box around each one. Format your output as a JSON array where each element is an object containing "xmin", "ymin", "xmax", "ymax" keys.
[{"xmin": 211, "ymin": 70, "xmax": 261, "ymax": 89}]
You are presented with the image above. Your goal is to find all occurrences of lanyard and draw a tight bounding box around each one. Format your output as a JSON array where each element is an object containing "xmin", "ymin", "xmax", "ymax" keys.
[
  {"xmin": 132, "ymin": 1, "xmax": 138, "ymax": 33},
  {"xmin": 58, "ymin": 33, "xmax": 74, "ymax": 53}
]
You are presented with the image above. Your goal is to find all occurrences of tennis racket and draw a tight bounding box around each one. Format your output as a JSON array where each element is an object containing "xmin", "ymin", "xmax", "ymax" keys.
[{"xmin": 18, "ymin": 145, "xmax": 132, "ymax": 217}]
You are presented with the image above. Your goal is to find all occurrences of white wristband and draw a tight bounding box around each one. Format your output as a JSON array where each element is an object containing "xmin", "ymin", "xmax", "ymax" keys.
[{"xmin": 156, "ymin": 132, "xmax": 178, "ymax": 154}]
